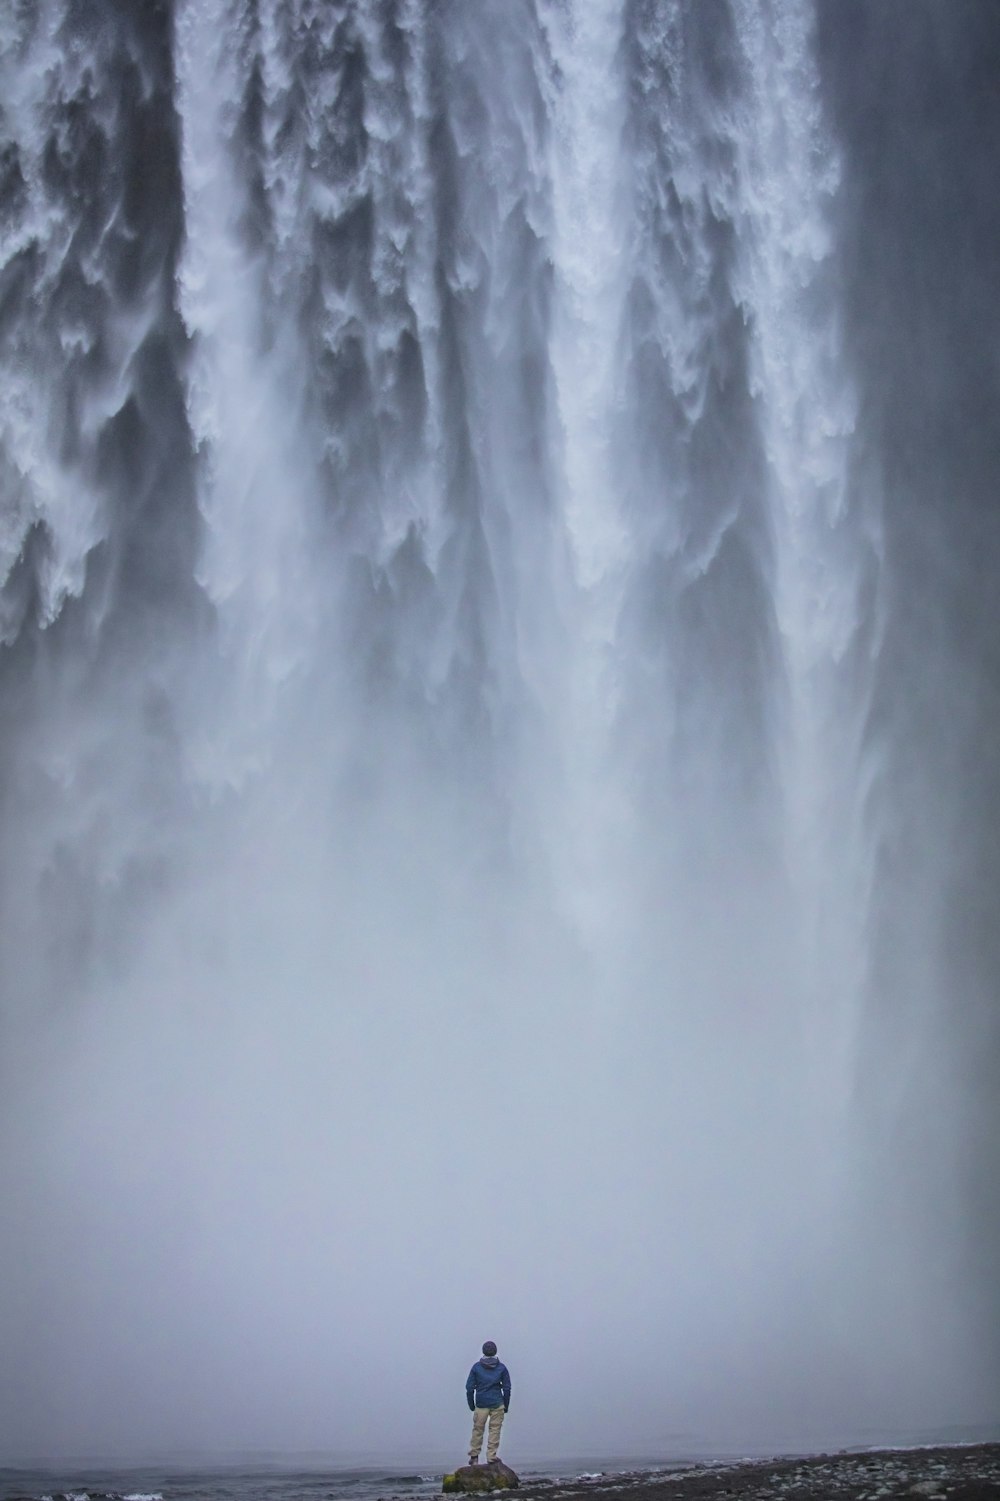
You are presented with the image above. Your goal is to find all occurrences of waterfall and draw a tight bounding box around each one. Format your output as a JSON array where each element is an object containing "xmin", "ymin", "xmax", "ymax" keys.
[{"xmin": 0, "ymin": 0, "xmax": 996, "ymax": 1459}]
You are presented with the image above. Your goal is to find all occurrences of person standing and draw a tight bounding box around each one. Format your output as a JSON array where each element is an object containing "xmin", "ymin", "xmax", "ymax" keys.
[{"xmin": 465, "ymin": 1340, "xmax": 511, "ymax": 1465}]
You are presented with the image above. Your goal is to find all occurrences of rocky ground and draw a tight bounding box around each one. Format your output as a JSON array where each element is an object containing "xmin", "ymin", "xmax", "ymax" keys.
[{"xmin": 502, "ymin": 1446, "xmax": 1000, "ymax": 1501}]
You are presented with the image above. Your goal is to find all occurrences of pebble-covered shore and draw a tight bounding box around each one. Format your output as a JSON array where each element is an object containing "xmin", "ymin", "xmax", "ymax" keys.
[{"xmin": 509, "ymin": 1446, "xmax": 1000, "ymax": 1501}]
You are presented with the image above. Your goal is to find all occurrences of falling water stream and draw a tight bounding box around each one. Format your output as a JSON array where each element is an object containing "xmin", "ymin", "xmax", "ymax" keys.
[{"xmin": 0, "ymin": 0, "xmax": 996, "ymax": 1462}]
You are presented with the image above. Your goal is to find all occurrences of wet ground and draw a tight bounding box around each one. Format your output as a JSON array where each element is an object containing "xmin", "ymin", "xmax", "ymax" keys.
[{"xmin": 510, "ymin": 1446, "xmax": 1000, "ymax": 1501}]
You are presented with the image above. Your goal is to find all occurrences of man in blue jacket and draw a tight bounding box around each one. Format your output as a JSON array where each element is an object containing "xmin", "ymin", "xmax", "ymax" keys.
[{"xmin": 465, "ymin": 1340, "xmax": 511, "ymax": 1465}]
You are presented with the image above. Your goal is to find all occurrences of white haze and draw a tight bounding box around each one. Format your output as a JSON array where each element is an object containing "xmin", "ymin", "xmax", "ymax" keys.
[{"xmin": 0, "ymin": 0, "xmax": 995, "ymax": 1465}]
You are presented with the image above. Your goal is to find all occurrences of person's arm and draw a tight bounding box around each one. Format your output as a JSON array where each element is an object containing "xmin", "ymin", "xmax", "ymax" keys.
[
  {"xmin": 466, "ymin": 1366, "xmax": 477, "ymax": 1411},
  {"xmin": 501, "ymin": 1364, "xmax": 511, "ymax": 1412}
]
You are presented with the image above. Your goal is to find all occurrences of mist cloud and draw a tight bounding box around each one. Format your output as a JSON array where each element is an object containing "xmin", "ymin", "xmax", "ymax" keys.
[{"xmin": 0, "ymin": 0, "xmax": 997, "ymax": 1464}]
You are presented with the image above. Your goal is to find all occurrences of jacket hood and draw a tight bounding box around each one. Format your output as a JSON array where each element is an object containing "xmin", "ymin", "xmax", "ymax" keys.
[{"xmin": 479, "ymin": 1355, "xmax": 499, "ymax": 1369}]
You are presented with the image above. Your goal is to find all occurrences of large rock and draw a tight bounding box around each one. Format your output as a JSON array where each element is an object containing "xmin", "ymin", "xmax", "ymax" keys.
[{"xmin": 442, "ymin": 1460, "xmax": 520, "ymax": 1492}]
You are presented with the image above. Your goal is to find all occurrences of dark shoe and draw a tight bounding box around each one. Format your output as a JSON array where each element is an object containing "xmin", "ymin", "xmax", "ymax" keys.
[{"xmin": 469, "ymin": 1457, "xmax": 479, "ymax": 1466}]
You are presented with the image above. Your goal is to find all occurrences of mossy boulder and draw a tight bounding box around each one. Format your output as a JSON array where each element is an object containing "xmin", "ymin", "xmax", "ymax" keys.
[{"xmin": 442, "ymin": 1461, "xmax": 519, "ymax": 1492}]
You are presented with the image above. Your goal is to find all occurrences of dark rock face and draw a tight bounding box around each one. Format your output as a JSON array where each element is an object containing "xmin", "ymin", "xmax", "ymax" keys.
[{"xmin": 442, "ymin": 1461, "xmax": 520, "ymax": 1492}]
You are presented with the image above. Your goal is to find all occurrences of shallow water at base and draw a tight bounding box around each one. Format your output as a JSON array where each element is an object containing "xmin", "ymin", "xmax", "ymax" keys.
[{"xmin": 3, "ymin": 1429, "xmax": 999, "ymax": 1501}]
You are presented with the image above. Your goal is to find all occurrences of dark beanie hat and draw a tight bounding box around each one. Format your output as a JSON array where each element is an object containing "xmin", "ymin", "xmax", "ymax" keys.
[{"xmin": 482, "ymin": 1341, "xmax": 497, "ymax": 1357}]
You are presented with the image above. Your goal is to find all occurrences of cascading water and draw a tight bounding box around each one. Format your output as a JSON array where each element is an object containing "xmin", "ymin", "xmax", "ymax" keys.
[{"xmin": 0, "ymin": 0, "xmax": 997, "ymax": 1461}]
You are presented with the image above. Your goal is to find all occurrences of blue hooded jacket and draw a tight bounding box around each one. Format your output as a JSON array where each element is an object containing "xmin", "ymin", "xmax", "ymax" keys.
[{"xmin": 466, "ymin": 1356, "xmax": 511, "ymax": 1411}]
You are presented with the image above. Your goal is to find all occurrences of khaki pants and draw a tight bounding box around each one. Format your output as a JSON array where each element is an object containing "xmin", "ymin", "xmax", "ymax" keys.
[{"xmin": 469, "ymin": 1404, "xmax": 505, "ymax": 1462}]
